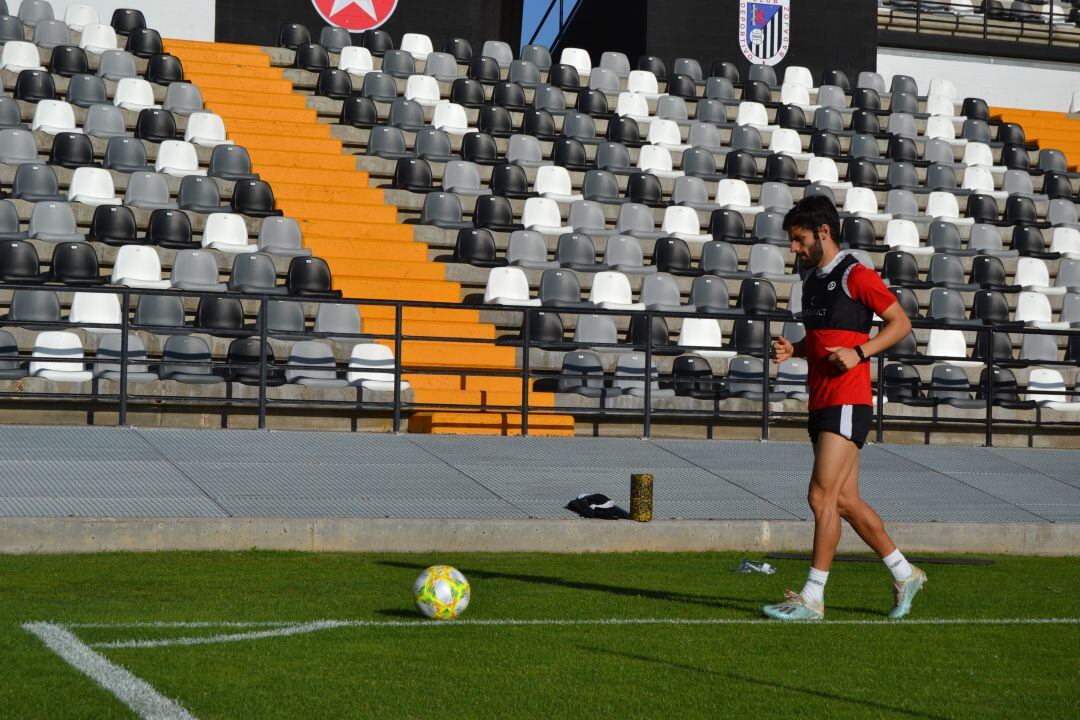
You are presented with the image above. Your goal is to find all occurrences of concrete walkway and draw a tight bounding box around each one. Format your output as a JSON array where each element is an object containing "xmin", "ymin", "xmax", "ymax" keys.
[{"xmin": 0, "ymin": 427, "xmax": 1077, "ymax": 554}]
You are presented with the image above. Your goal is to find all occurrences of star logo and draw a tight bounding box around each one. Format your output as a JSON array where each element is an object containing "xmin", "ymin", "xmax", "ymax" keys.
[{"xmin": 311, "ymin": 0, "xmax": 399, "ymax": 32}]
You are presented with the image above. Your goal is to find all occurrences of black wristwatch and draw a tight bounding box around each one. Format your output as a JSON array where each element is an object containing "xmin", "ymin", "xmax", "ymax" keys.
[{"xmin": 854, "ymin": 345, "xmax": 867, "ymax": 362}]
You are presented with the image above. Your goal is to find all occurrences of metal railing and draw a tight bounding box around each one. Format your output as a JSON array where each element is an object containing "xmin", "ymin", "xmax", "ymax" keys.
[
  {"xmin": 1, "ymin": 282, "xmax": 1078, "ymax": 445},
  {"xmin": 882, "ymin": 0, "xmax": 1078, "ymax": 56}
]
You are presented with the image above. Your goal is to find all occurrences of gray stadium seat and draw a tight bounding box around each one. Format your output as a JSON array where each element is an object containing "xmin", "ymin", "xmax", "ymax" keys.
[
  {"xmin": 314, "ymin": 303, "xmax": 363, "ymax": 339},
  {"xmin": 286, "ymin": 340, "xmax": 348, "ymax": 387},
  {"xmin": 229, "ymin": 252, "xmax": 285, "ymax": 294},
  {"xmin": 163, "ymin": 82, "xmax": 205, "ymax": 116},
  {"xmin": 641, "ymin": 272, "xmax": 686, "ymax": 311},
  {"xmin": 603, "ymin": 235, "xmax": 654, "ymax": 275},
  {"xmin": 258, "ymin": 217, "xmax": 311, "ymax": 257},
  {"xmin": 507, "ymin": 230, "xmax": 557, "ymax": 269},
  {"xmin": 124, "ymin": 172, "xmax": 178, "ymax": 210},
  {"xmin": 160, "ymin": 335, "xmax": 224, "ymax": 384},
  {"xmin": 96, "ymin": 49, "xmax": 137, "ymax": 81},
  {"xmin": 29, "ymin": 202, "xmax": 83, "ymax": 242},
  {"xmin": 177, "ymin": 175, "xmax": 224, "ymax": 214},
  {"xmin": 420, "ymin": 192, "xmax": 472, "ymax": 230},
  {"xmin": 33, "ymin": 19, "xmax": 69, "ymax": 48},
  {"xmin": 93, "ymin": 334, "xmax": 157, "ymax": 383},
  {"xmin": 134, "ymin": 294, "xmax": 186, "ymax": 332},
  {"xmin": 9, "ymin": 289, "xmax": 60, "ymax": 324},
  {"xmin": 613, "ymin": 352, "xmax": 675, "ymax": 398},
  {"xmin": 689, "ymin": 275, "xmax": 730, "ymax": 313},
  {"xmin": 84, "ymin": 103, "xmax": 129, "ymax": 138},
  {"xmin": 104, "ymin": 136, "xmax": 150, "ymax": 173},
  {"xmin": 0, "ymin": 129, "xmax": 39, "ymax": 165},
  {"xmin": 573, "ymin": 313, "xmax": 619, "ymax": 349},
  {"xmin": 170, "ymin": 249, "xmax": 226, "ymax": 291}
]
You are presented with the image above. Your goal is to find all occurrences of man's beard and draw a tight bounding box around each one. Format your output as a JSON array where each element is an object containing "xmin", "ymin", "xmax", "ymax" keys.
[{"xmin": 804, "ymin": 235, "xmax": 825, "ymax": 268}]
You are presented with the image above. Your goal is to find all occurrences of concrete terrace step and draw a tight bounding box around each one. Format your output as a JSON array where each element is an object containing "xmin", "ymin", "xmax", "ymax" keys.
[
  {"xmin": 408, "ymin": 412, "xmax": 575, "ymax": 436},
  {"xmin": 166, "ymin": 39, "xmax": 575, "ymax": 435}
]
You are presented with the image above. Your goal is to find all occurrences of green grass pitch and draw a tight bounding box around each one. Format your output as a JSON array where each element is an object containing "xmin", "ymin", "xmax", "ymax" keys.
[{"xmin": 2, "ymin": 551, "xmax": 1078, "ymax": 718}]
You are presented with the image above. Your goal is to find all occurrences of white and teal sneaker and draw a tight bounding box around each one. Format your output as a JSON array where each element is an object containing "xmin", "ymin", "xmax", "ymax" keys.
[
  {"xmin": 889, "ymin": 566, "xmax": 927, "ymax": 619},
  {"xmin": 762, "ymin": 590, "xmax": 825, "ymax": 621}
]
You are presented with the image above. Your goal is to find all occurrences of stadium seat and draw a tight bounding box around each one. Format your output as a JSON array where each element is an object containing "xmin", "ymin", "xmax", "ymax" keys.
[
  {"xmin": 95, "ymin": 49, "xmax": 136, "ymax": 81},
  {"xmin": 122, "ymin": 171, "xmax": 176, "ymax": 211},
  {"xmin": 229, "ymin": 252, "xmax": 285, "ymax": 295},
  {"xmin": 67, "ymin": 167, "xmax": 120, "ymax": 207},
  {"xmin": 184, "ymin": 113, "xmax": 231, "ymax": 147},
  {"xmin": 170, "ymin": 249, "xmax": 225, "ymax": 291},
  {"xmin": 727, "ymin": 356, "xmax": 786, "ymax": 403},
  {"xmin": 83, "ymin": 104, "xmax": 128, "ymax": 140},
  {"xmin": 177, "ymin": 176, "xmax": 224, "ymax": 214},
  {"xmin": 64, "ymin": 4, "xmax": 99, "ymax": 31},
  {"xmin": 146, "ymin": 53, "xmax": 184, "ymax": 85},
  {"xmin": 202, "ymin": 213, "xmax": 255, "ymax": 254},
  {"xmin": 338, "ymin": 46, "xmax": 373, "ymax": 77},
  {"xmin": 65, "ymin": 72, "xmax": 107, "ymax": 108},
  {"xmin": 68, "ymin": 291, "xmax": 122, "ymax": 332},
  {"xmin": 30, "ymin": 332, "xmax": 92, "ymax": 383},
  {"xmin": 160, "ymin": 335, "xmax": 224, "ymax": 384},
  {"xmin": 286, "ymin": 257, "xmax": 340, "ymax": 298},
  {"xmin": 0, "ymin": 240, "xmax": 44, "ymax": 282},
  {"xmin": 9, "ymin": 288, "xmax": 60, "ymax": 324},
  {"xmin": 677, "ymin": 318, "xmax": 736, "ymax": 359},
  {"xmin": 49, "ymin": 132, "xmax": 93, "ymax": 169},
  {"xmin": 1, "ymin": 42, "xmax": 45, "ymax": 73},
  {"xmin": 79, "ymin": 23, "xmax": 118, "ymax": 54},
  {"xmin": 589, "ymin": 271, "xmax": 645, "ymax": 311},
  {"xmin": 110, "ymin": 245, "xmax": 170, "ymax": 289},
  {"xmin": 111, "ymin": 8, "xmax": 146, "ymax": 35},
  {"xmin": 278, "ymin": 23, "xmax": 310, "ymax": 50},
  {"xmin": 12, "ymin": 163, "xmax": 64, "ymax": 203},
  {"xmin": 285, "ymin": 341, "xmax": 347, "ymax": 388},
  {"xmin": 155, "ymin": 141, "xmax": 204, "ymax": 177},
  {"xmin": 344, "ymin": 343, "xmax": 403, "ymax": 391},
  {"xmin": 232, "ymin": 180, "xmax": 281, "ymax": 218},
  {"xmin": 29, "ymin": 201, "xmax": 83, "ymax": 242},
  {"xmin": 506, "ymin": 231, "xmax": 556, "ymax": 270},
  {"xmin": 112, "ymin": 77, "xmax": 157, "ymax": 112},
  {"xmin": 126, "ymin": 28, "xmax": 163, "ymax": 58},
  {"xmin": 1027, "ymin": 368, "xmax": 1080, "ymax": 411},
  {"xmin": 33, "ymin": 19, "xmax": 70, "ymax": 48},
  {"xmin": 613, "ymin": 352, "xmax": 673, "ymax": 398},
  {"xmin": 927, "ymin": 328, "xmax": 981, "ymax": 367}
]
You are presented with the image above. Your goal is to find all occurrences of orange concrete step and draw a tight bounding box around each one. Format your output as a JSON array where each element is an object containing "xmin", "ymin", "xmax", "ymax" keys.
[
  {"xmin": 408, "ymin": 411, "xmax": 575, "ymax": 436},
  {"xmin": 399, "ymin": 340, "xmax": 517, "ymax": 368},
  {"xmin": 246, "ymin": 149, "xmax": 358, "ymax": 170},
  {"xmin": 410, "ymin": 388, "xmax": 554, "ymax": 407},
  {"xmin": 215, "ymin": 119, "xmax": 331, "ymax": 139},
  {"xmin": 333, "ymin": 279, "xmax": 462, "ymax": 303},
  {"xmin": 167, "ymin": 48, "xmax": 271, "ymax": 65},
  {"xmin": 278, "ymin": 200, "xmax": 397, "ymax": 222},
  {"xmin": 200, "ymin": 88, "xmax": 308, "ymax": 108},
  {"xmin": 362, "ymin": 318, "xmax": 495, "ymax": 339},
  {"xmin": 230, "ymin": 133, "xmax": 344, "ymax": 155},
  {"xmin": 203, "ymin": 103, "xmax": 318, "ymax": 124},
  {"xmin": 296, "ymin": 218, "xmax": 411, "ymax": 241},
  {"xmin": 306, "ymin": 239, "xmax": 428, "ymax": 262},
  {"xmin": 183, "ymin": 63, "xmax": 284, "ymax": 80},
  {"xmin": 323, "ymin": 258, "xmax": 446, "ymax": 281},
  {"xmin": 271, "ymin": 182, "xmax": 385, "ymax": 204},
  {"xmin": 362, "ymin": 305, "xmax": 480, "ymax": 324},
  {"xmin": 259, "ymin": 168, "xmax": 372, "ymax": 189},
  {"xmin": 185, "ymin": 73, "xmax": 294, "ymax": 94}
]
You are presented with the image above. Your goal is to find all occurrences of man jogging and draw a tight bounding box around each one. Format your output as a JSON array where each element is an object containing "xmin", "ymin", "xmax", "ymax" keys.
[{"xmin": 762, "ymin": 195, "xmax": 926, "ymax": 621}]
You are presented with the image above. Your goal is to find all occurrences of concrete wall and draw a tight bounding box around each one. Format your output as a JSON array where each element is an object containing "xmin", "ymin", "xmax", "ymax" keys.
[
  {"xmin": 877, "ymin": 47, "xmax": 1080, "ymax": 113},
  {"xmin": 14, "ymin": 0, "xmax": 216, "ymax": 41}
]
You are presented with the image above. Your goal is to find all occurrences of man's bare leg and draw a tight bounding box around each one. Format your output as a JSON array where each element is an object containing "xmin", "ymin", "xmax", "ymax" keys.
[
  {"xmin": 836, "ymin": 450, "xmax": 897, "ymax": 558},
  {"xmin": 808, "ymin": 432, "xmax": 859, "ymax": 572}
]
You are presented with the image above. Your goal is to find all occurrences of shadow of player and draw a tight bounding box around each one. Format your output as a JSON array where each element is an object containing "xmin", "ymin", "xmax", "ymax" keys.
[{"xmin": 376, "ymin": 560, "xmax": 881, "ymax": 616}]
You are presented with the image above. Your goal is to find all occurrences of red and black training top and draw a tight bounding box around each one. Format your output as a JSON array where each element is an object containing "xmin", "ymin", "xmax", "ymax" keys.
[{"xmin": 800, "ymin": 252, "xmax": 898, "ymax": 410}]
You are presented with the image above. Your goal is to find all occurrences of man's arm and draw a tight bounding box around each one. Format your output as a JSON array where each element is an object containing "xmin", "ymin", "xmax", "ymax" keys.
[{"xmin": 825, "ymin": 302, "xmax": 911, "ymax": 371}]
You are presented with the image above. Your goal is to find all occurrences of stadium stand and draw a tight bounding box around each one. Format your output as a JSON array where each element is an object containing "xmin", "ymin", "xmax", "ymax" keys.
[{"xmin": 0, "ymin": 2, "xmax": 1076, "ymax": 444}]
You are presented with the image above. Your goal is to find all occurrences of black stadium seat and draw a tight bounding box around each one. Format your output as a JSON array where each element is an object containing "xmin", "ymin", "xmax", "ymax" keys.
[
  {"xmin": 0, "ymin": 240, "xmax": 47, "ymax": 283},
  {"xmin": 49, "ymin": 242, "xmax": 106, "ymax": 286},
  {"xmin": 278, "ymin": 22, "xmax": 311, "ymax": 49},
  {"xmin": 134, "ymin": 108, "xmax": 177, "ymax": 142},
  {"xmin": 295, "ymin": 43, "xmax": 330, "ymax": 72},
  {"xmin": 49, "ymin": 45, "xmax": 88, "ymax": 76},
  {"xmin": 126, "ymin": 27, "xmax": 163, "ymax": 58},
  {"xmin": 14, "ymin": 69, "xmax": 56, "ymax": 102},
  {"xmin": 146, "ymin": 53, "xmax": 184, "ymax": 85},
  {"xmin": 89, "ymin": 205, "xmax": 139, "ymax": 247},
  {"xmin": 232, "ymin": 181, "xmax": 283, "ymax": 218},
  {"xmin": 112, "ymin": 8, "xmax": 147, "ymax": 34},
  {"xmin": 288, "ymin": 257, "xmax": 342, "ymax": 298}
]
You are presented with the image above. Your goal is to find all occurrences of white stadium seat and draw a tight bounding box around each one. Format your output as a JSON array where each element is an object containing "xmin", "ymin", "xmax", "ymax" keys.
[
  {"xmin": 67, "ymin": 167, "xmax": 121, "ymax": 207},
  {"xmin": 201, "ymin": 213, "xmax": 256, "ymax": 253},
  {"xmin": 184, "ymin": 113, "xmax": 233, "ymax": 147}
]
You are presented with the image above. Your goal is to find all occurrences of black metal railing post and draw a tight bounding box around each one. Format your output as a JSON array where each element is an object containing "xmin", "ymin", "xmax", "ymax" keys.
[
  {"xmin": 985, "ymin": 325, "xmax": 994, "ymax": 447},
  {"xmin": 257, "ymin": 294, "xmax": 268, "ymax": 429},
  {"xmin": 916, "ymin": 0, "xmax": 922, "ymax": 35},
  {"xmin": 761, "ymin": 318, "xmax": 770, "ymax": 441},
  {"xmin": 521, "ymin": 310, "xmax": 531, "ymax": 436},
  {"xmin": 1048, "ymin": 0, "xmax": 1055, "ymax": 45},
  {"xmin": 392, "ymin": 304, "xmax": 403, "ymax": 433},
  {"xmin": 118, "ymin": 289, "xmax": 130, "ymax": 426},
  {"xmin": 982, "ymin": 0, "xmax": 989, "ymax": 40},
  {"xmin": 643, "ymin": 310, "xmax": 653, "ymax": 439}
]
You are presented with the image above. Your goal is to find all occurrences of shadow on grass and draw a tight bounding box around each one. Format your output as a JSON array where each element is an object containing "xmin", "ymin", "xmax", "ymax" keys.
[
  {"xmin": 376, "ymin": 560, "xmax": 881, "ymax": 616},
  {"xmin": 581, "ymin": 646, "xmax": 949, "ymax": 720}
]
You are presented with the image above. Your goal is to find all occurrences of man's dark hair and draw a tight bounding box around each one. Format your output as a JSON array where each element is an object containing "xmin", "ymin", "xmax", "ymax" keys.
[{"xmin": 782, "ymin": 194, "xmax": 840, "ymax": 244}]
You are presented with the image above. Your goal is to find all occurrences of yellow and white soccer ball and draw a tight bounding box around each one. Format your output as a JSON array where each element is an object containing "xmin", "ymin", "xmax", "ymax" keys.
[{"xmin": 412, "ymin": 565, "xmax": 471, "ymax": 620}]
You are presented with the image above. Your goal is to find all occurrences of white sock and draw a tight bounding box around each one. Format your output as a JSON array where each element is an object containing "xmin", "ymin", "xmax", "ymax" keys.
[
  {"xmin": 800, "ymin": 567, "xmax": 829, "ymax": 604},
  {"xmin": 883, "ymin": 548, "xmax": 913, "ymax": 581}
]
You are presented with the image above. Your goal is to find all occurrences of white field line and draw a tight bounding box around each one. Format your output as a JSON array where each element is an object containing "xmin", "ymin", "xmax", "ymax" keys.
[
  {"xmin": 87, "ymin": 616, "xmax": 1080, "ymax": 651},
  {"xmin": 22, "ymin": 622, "xmax": 195, "ymax": 720}
]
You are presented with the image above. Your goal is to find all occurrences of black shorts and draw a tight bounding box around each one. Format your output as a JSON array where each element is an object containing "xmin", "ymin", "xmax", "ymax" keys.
[{"xmin": 808, "ymin": 404, "xmax": 873, "ymax": 448}]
